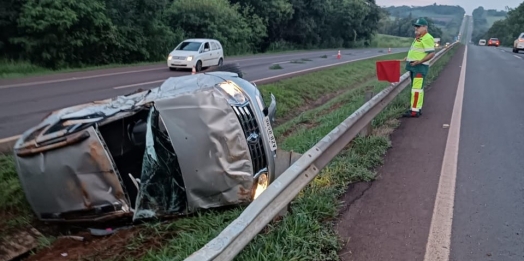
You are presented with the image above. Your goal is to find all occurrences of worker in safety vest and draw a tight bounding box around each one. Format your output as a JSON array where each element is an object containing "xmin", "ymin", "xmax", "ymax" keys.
[{"xmin": 402, "ymin": 17, "xmax": 435, "ymax": 118}]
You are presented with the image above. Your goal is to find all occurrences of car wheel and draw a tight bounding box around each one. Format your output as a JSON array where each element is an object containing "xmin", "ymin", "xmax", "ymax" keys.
[
  {"xmin": 196, "ymin": 60, "xmax": 202, "ymax": 72},
  {"xmin": 217, "ymin": 58, "xmax": 223, "ymax": 66}
]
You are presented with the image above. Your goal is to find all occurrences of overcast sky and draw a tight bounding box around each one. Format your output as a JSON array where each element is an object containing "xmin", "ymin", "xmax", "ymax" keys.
[{"xmin": 375, "ymin": 0, "xmax": 523, "ymax": 15}]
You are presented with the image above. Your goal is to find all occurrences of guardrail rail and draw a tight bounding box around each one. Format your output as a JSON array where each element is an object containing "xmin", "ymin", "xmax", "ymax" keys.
[{"xmin": 184, "ymin": 41, "xmax": 461, "ymax": 261}]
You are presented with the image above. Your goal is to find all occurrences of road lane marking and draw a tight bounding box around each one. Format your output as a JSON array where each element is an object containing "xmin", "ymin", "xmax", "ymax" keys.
[
  {"xmin": 0, "ymin": 49, "xmax": 404, "ymax": 89},
  {"xmin": 423, "ymin": 45, "xmax": 467, "ymax": 261},
  {"xmin": 113, "ymin": 80, "xmax": 166, "ymax": 90},
  {"xmin": 0, "ymin": 67, "xmax": 167, "ymax": 89},
  {"xmin": 0, "ymin": 135, "xmax": 20, "ymax": 143},
  {"xmin": 112, "ymin": 51, "xmax": 403, "ymax": 90},
  {"xmin": 514, "ymin": 55, "xmax": 522, "ymax": 59}
]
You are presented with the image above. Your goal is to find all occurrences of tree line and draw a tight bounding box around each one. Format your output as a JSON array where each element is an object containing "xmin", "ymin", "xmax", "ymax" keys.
[
  {"xmin": 380, "ymin": 4, "xmax": 465, "ymax": 44},
  {"xmin": 476, "ymin": 4, "xmax": 522, "ymax": 46},
  {"xmin": 471, "ymin": 6, "xmax": 509, "ymax": 44},
  {"xmin": 0, "ymin": 0, "xmax": 383, "ymax": 69},
  {"xmin": 377, "ymin": 13, "xmax": 443, "ymax": 41}
]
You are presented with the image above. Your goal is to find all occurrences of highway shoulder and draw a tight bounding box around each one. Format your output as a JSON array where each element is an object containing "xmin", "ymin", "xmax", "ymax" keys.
[{"xmin": 335, "ymin": 44, "xmax": 466, "ymax": 261}]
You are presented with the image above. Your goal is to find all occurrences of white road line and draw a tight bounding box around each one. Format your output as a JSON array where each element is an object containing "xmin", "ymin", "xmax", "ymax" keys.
[
  {"xmin": 423, "ymin": 45, "xmax": 467, "ymax": 260},
  {"xmin": 514, "ymin": 55, "xmax": 522, "ymax": 59},
  {"xmin": 0, "ymin": 50, "xmax": 380, "ymax": 89},
  {"xmin": 0, "ymin": 67, "xmax": 166, "ymax": 89},
  {"xmin": 113, "ymin": 52, "xmax": 399, "ymax": 89},
  {"xmin": 0, "ymin": 135, "xmax": 20, "ymax": 143},
  {"xmin": 252, "ymin": 53, "xmax": 392, "ymax": 83},
  {"xmin": 113, "ymin": 80, "xmax": 166, "ymax": 90}
]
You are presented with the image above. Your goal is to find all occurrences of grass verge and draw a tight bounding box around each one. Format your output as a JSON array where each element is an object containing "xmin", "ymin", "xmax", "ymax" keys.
[
  {"xmin": 369, "ymin": 34, "xmax": 413, "ymax": 48},
  {"xmin": 0, "ymin": 45, "xmax": 459, "ymax": 260}
]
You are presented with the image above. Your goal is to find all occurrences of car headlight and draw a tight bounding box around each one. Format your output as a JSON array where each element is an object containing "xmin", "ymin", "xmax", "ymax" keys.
[
  {"xmin": 186, "ymin": 56, "xmax": 193, "ymax": 61},
  {"xmin": 168, "ymin": 55, "xmax": 172, "ymax": 60},
  {"xmin": 216, "ymin": 81, "xmax": 247, "ymax": 104}
]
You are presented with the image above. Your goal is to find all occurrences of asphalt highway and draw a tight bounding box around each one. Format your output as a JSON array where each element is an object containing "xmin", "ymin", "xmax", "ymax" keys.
[
  {"xmin": 450, "ymin": 43, "xmax": 524, "ymax": 261},
  {"xmin": 337, "ymin": 17, "xmax": 524, "ymax": 260},
  {"xmin": 0, "ymin": 47, "xmax": 408, "ymax": 139}
]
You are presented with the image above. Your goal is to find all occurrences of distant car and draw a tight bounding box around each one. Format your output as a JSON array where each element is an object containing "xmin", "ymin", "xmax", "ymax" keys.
[
  {"xmin": 487, "ymin": 38, "xmax": 500, "ymax": 47},
  {"xmin": 167, "ymin": 38, "xmax": 224, "ymax": 72},
  {"xmin": 479, "ymin": 39, "xmax": 486, "ymax": 46},
  {"xmin": 513, "ymin": 32, "xmax": 524, "ymax": 53}
]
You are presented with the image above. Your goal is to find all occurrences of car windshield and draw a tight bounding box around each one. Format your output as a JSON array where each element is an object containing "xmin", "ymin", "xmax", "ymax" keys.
[
  {"xmin": 175, "ymin": 41, "xmax": 202, "ymax": 51},
  {"xmin": 490, "ymin": 38, "xmax": 498, "ymax": 41}
]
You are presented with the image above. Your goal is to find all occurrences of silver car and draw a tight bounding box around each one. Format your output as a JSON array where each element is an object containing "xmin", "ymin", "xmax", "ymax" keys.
[{"xmin": 12, "ymin": 64, "xmax": 290, "ymax": 223}]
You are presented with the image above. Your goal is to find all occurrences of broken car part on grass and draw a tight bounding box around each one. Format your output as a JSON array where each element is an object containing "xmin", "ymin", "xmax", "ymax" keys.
[{"xmin": 12, "ymin": 64, "xmax": 296, "ymax": 224}]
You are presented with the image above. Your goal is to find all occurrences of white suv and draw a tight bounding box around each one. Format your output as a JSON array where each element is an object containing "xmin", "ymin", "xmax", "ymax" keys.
[
  {"xmin": 513, "ymin": 33, "xmax": 524, "ymax": 53},
  {"xmin": 167, "ymin": 38, "xmax": 224, "ymax": 72}
]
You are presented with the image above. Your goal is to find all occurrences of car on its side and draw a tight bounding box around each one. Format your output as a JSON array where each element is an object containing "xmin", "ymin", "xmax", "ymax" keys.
[
  {"xmin": 167, "ymin": 38, "xmax": 224, "ymax": 72},
  {"xmin": 513, "ymin": 32, "xmax": 524, "ymax": 53},
  {"xmin": 479, "ymin": 39, "xmax": 486, "ymax": 46},
  {"xmin": 12, "ymin": 64, "xmax": 300, "ymax": 224},
  {"xmin": 487, "ymin": 38, "xmax": 500, "ymax": 47}
]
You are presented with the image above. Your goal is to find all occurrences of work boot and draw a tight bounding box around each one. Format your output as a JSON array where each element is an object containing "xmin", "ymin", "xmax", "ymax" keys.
[{"xmin": 402, "ymin": 109, "xmax": 420, "ymax": 118}]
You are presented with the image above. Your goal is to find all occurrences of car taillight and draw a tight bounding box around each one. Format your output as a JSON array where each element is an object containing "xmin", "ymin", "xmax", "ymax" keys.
[{"xmin": 519, "ymin": 39, "xmax": 524, "ymax": 42}]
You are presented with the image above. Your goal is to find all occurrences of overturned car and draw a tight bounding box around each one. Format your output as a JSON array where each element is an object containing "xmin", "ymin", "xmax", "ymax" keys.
[{"xmin": 12, "ymin": 65, "xmax": 298, "ymax": 223}]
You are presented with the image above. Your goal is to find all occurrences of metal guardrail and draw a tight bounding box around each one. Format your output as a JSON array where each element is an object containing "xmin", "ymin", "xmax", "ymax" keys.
[{"xmin": 184, "ymin": 41, "xmax": 461, "ymax": 261}]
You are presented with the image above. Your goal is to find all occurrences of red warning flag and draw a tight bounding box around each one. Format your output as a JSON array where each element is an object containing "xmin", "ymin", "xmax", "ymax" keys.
[{"xmin": 376, "ymin": 60, "xmax": 401, "ymax": 83}]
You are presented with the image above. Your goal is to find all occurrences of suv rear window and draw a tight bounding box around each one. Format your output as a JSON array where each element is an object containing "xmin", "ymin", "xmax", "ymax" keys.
[{"xmin": 490, "ymin": 38, "xmax": 498, "ymax": 41}]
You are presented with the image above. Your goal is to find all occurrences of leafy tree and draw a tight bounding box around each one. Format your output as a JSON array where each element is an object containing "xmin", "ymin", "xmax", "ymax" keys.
[
  {"xmin": 11, "ymin": 0, "xmax": 117, "ymax": 68},
  {"xmin": 0, "ymin": 0, "xmax": 389, "ymax": 69}
]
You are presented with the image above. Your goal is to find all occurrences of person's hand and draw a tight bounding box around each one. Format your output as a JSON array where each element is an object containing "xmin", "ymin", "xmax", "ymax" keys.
[
  {"xmin": 402, "ymin": 57, "xmax": 407, "ymax": 61},
  {"xmin": 410, "ymin": 60, "xmax": 421, "ymax": 66}
]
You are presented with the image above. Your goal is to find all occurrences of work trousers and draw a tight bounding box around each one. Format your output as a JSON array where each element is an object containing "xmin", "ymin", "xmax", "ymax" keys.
[{"xmin": 409, "ymin": 71, "xmax": 426, "ymax": 112}]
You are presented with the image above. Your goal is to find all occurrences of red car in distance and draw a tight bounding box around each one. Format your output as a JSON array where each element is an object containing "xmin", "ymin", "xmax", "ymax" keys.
[{"xmin": 487, "ymin": 38, "xmax": 500, "ymax": 47}]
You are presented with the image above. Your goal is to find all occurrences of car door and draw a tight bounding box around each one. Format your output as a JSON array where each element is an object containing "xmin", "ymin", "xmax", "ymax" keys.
[{"xmin": 201, "ymin": 42, "xmax": 213, "ymax": 67}]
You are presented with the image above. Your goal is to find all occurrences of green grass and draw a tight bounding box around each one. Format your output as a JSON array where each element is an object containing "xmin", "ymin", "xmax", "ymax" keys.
[
  {"xmin": 269, "ymin": 64, "xmax": 283, "ymax": 70},
  {"xmin": 0, "ymin": 44, "xmax": 460, "ymax": 260},
  {"xmin": 369, "ymin": 34, "xmax": 413, "ymax": 48},
  {"xmin": 0, "ymin": 155, "xmax": 33, "ymax": 238}
]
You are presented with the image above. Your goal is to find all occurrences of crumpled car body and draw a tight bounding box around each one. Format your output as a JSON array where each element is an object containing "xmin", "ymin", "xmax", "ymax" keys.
[{"xmin": 12, "ymin": 68, "xmax": 280, "ymax": 223}]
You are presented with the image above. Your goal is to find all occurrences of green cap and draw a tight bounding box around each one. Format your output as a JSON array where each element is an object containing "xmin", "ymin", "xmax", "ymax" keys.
[{"xmin": 413, "ymin": 17, "xmax": 428, "ymax": 26}]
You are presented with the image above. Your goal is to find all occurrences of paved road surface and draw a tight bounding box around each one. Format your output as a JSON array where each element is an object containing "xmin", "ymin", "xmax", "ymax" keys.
[
  {"xmin": 450, "ymin": 43, "xmax": 524, "ymax": 261},
  {"xmin": 0, "ymin": 47, "xmax": 408, "ymax": 139},
  {"xmin": 336, "ymin": 16, "xmax": 524, "ymax": 261}
]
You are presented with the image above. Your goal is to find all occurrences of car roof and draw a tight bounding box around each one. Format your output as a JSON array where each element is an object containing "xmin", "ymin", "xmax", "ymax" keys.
[{"xmin": 182, "ymin": 38, "xmax": 220, "ymax": 43}]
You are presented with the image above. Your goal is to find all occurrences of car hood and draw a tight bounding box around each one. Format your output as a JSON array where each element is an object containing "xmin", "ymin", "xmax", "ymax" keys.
[{"xmin": 169, "ymin": 50, "xmax": 198, "ymax": 57}]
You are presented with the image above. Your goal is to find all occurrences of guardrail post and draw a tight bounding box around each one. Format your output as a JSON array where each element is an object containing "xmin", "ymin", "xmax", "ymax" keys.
[{"xmin": 359, "ymin": 87, "xmax": 375, "ymax": 137}]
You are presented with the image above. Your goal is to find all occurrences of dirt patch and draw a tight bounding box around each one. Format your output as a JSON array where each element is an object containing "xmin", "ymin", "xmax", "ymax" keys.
[
  {"xmin": 24, "ymin": 224, "xmax": 176, "ymax": 261},
  {"xmin": 274, "ymin": 87, "xmax": 357, "ymax": 127},
  {"xmin": 372, "ymin": 118, "xmax": 400, "ymax": 138}
]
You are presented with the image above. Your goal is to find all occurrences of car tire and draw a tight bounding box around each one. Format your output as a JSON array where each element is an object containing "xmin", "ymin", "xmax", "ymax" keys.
[
  {"xmin": 217, "ymin": 58, "xmax": 223, "ymax": 66},
  {"xmin": 196, "ymin": 60, "xmax": 202, "ymax": 72},
  {"xmin": 169, "ymin": 67, "xmax": 177, "ymax": 71}
]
